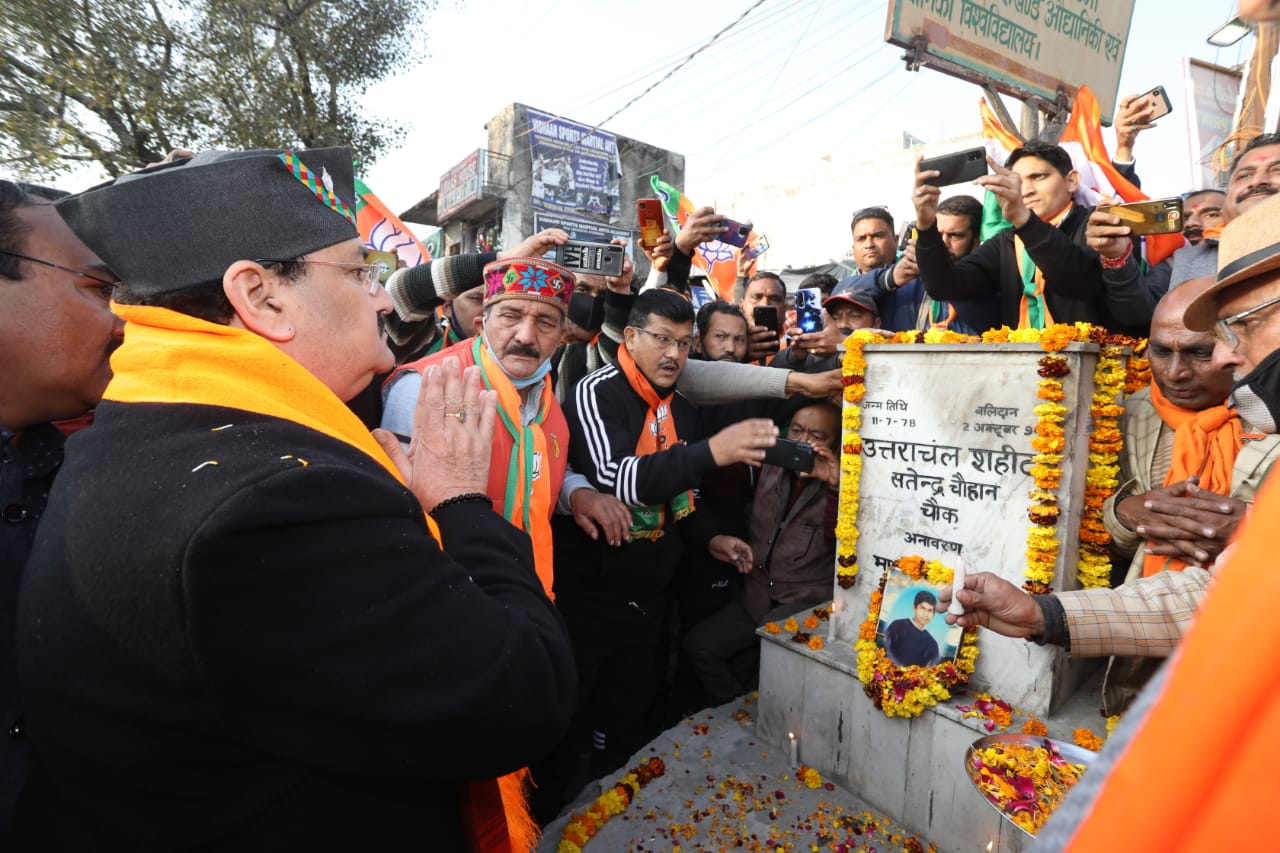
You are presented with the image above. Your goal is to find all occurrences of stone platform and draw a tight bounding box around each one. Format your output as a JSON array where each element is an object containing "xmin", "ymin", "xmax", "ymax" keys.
[
  {"xmin": 537, "ymin": 692, "xmax": 936, "ymax": 853},
  {"xmin": 755, "ymin": 627, "xmax": 1108, "ymax": 853}
]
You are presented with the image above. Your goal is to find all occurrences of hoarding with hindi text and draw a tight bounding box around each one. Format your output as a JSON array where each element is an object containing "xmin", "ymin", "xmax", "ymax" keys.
[{"xmin": 884, "ymin": 0, "xmax": 1136, "ymax": 123}]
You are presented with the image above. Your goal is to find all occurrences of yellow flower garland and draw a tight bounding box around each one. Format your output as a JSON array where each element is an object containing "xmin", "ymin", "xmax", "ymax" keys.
[
  {"xmin": 855, "ymin": 555, "xmax": 980, "ymax": 718},
  {"xmin": 556, "ymin": 757, "xmax": 666, "ymax": 853},
  {"xmin": 836, "ymin": 330, "xmax": 971, "ymax": 586}
]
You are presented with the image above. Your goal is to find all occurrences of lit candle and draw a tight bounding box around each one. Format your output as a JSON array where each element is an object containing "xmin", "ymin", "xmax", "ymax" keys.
[
  {"xmin": 827, "ymin": 599, "xmax": 838, "ymax": 643},
  {"xmin": 789, "ymin": 731, "xmax": 798, "ymax": 766},
  {"xmin": 949, "ymin": 555, "xmax": 966, "ymax": 617},
  {"xmin": 985, "ymin": 841, "xmax": 994, "ymax": 852}
]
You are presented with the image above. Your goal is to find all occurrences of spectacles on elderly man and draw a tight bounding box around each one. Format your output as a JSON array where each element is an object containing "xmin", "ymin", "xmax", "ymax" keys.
[
  {"xmin": 254, "ymin": 258, "xmax": 383, "ymax": 295},
  {"xmin": 1212, "ymin": 294, "xmax": 1280, "ymax": 351}
]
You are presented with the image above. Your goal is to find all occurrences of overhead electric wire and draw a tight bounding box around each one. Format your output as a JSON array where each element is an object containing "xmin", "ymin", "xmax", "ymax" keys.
[{"xmin": 585, "ymin": 0, "xmax": 769, "ymax": 132}]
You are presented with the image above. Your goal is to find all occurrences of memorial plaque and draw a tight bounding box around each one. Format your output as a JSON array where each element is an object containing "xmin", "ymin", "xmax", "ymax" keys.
[{"xmin": 829, "ymin": 343, "xmax": 1101, "ymax": 716}]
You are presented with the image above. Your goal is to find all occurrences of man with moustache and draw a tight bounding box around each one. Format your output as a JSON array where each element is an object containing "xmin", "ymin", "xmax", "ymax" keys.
[
  {"xmin": 14, "ymin": 149, "xmax": 576, "ymax": 851},
  {"xmin": 682, "ymin": 400, "xmax": 842, "ymax": 705},
  {"xmin": 382, "ymin": 228, "xmax": 570, "ymax": 364},
  {"xmin": 0, "ymin": 180, "xmax": 124, "ymax": 842},
  {"xmin": 695, "ymin": 301, "xmax": 750, "ymax": 364},
  {"xmin": 1087, "ymin": 134, "xmax": 1280, "ymax": 300},
  {"xmin": 383, "ymin": 256, "xmax": 632, "ymax": 597},
  {"xmin": 1181, "ymin": 190, "xmax": 1226, "ymax": 247}
]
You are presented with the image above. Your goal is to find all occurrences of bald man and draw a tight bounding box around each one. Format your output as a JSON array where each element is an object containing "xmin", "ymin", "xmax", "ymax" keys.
[{"xmin": 1099, "ymin": 278, "xmax": 1280, "ymax": 711}]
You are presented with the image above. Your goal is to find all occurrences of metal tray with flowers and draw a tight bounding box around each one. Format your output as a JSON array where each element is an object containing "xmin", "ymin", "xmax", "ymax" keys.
[{"xmin": 964, "ymin": 733, "xmax": 1095, "ymax": 837}]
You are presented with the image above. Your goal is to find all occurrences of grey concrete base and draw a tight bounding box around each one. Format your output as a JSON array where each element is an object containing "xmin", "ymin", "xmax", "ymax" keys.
[
  {"xmin": 756, "ymin": 628, "xmax": 1108, "ymax": 853},
  {"xmin": 536, "ymin": 693, "xmax": 934, "ymax": 852}
]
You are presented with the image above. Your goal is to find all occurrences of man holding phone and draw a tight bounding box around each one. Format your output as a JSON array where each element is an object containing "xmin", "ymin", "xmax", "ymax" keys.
[
  {"xmin": 739, "ymin": 270, "xmax": 786, "ymax": 363},
  {"xmin": 913, "ymin": 140, "xmax": 1151, "ymax": 334},
  {"xmin": 556, "ymin": 289, "xmax": 777, "ymax": 783},
  {"xmin": 682, "ymin": 400, "xmax": 841, "ymax": 706},
  {"xmin": 773, "ymin": 278, "xmax": 882, "ymax": 371},
  {"xmin": 1087, "ymin": 134, "xmax": 1280, "ymax": 302}
]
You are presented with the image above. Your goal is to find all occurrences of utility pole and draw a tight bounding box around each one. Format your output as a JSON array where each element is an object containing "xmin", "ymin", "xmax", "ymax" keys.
[{"xmin": 1237, "ymin": 20, "xmax": 1280, "ymax": 135}]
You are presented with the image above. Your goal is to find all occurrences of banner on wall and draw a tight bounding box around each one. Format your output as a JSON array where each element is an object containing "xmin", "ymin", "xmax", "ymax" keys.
[{"xmin": 526, "ymin": 108, "xmax": 623, "ymax": 217}]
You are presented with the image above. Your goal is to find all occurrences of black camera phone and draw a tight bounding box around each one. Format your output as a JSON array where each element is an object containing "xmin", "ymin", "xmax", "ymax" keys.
[
  {"xmin": 762, "ymin": 437, "xmax": 815, "ymax": 473},
  {"xmin": 752, "ymin": 305, "xmax": 780, "ymax": 337},
  {"xmin": 918, "ymin": 146, "xmax": 988, "ymax": 186}
]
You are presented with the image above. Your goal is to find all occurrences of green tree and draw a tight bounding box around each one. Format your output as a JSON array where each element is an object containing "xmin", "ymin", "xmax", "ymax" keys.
[{"xmin": 0, "ymin": 0, "xmax": 427, "ymax": 179}]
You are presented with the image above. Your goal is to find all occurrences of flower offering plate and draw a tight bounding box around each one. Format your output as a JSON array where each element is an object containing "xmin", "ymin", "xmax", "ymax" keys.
[{"xmin": 964, "ymin": 733, "xmax": 1094, "ymax": 837}]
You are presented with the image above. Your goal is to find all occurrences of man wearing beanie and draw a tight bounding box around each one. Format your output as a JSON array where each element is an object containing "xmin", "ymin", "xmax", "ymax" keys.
[{"xmin": 13, "ymin": 149, "xmax": 575, "ymax": 852}]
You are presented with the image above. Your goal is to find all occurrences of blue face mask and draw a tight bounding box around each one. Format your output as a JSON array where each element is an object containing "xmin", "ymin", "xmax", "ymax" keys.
[{"xmin": 483, "ymin": 339, "xmax": 552, "ymax": 389}]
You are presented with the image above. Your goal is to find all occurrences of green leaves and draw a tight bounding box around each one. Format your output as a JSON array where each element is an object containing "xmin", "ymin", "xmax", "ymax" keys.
[{"xmin": 0, "ymin": 0, "xmax": 427, "ymax": 179}]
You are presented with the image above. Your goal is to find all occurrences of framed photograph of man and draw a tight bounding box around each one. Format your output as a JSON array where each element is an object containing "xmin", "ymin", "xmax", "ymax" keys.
[{"xmin": 876, "ymin": 568, "xmax": 963, "ymax": 668}]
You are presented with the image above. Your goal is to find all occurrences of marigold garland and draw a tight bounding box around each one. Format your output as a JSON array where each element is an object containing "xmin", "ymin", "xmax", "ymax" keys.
[
  {"xmin": 556, "ymin": 757, "xmax": 666, "ymax": 853},
  {"xmin": 836, "ymin": 330, "xmax": 972, "ymax": 587},
  {"xmin": 837, "ymin": 325, "xmax": 1136, "ymax": 596},
  {"xmin": 855, "ymin": 556, "xmax": 979, "ymax": 718},
  {"xmin": 1076, "ymin": 336, "xmax": 1133, "ymax": 589}
]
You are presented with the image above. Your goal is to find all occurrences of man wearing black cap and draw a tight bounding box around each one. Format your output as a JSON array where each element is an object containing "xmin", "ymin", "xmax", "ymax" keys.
[
  {"xmin": 772, "ymin": 277, "xmax": 883, "ymax": 372},
  {"xmin": 13, "ymin": 149, "xmax": 576, "ymax": 851}
]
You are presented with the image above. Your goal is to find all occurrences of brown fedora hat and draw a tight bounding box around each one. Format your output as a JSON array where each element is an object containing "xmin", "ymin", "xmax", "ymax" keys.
[{"xmin": 1185, "ymin": 192, "xmax": 1280, "ymax": 331}]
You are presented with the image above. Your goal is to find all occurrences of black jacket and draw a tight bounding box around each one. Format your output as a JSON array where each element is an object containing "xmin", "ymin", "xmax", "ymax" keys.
[
  {"xmin": 14, "ymin": 402, "xmax": 575, "ymax": 851},
  {"xmin": 557, "ymin": 363, "xmax": 719, "ymax": 609},
  {"xmin": 916, "ymin": 206, "xmax": 1153, "ymax": 336}
]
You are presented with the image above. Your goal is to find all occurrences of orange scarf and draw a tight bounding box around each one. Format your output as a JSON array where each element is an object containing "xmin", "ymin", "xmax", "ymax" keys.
[
  {"xmin": 1144, "ymin": 381, "xmax": 1242, "ymax": 576},
  {"xmin": 1015, "ymin": 202, "xmax": 1072, "ymax": 330},
  {"xmin": 473, "ymin": 337, "xmax": 560, "ymax": 598},
  {"xmin": 1064, "ymin": 473, "xmax": 1280, "ymax": 852},
  {"xmin": 105, "ymin": 303, "xmax": 443, "ymax": 544},
  {"xmin": 616, "ymin": 341, "xmax": 694, "ymax": 540},
  {"xmin": 106, "ymin": 305, "xmax": 536, "ymax": 853}
]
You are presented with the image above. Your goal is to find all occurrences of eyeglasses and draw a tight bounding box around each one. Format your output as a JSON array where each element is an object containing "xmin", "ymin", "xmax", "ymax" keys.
[
  {"xmin": 0, "ymin": 249, "xmax": 120, "ymax": 298},
  {"xmin": 632, "ymin": 326, "xmax": 693, "ymax": 352},
  {"xmin": 254, "ymin": 258, "xmax": 382, "ymax": 295},
  {"xmin": 1212, "ymin": 293, "xmax": 1280, "ymax": 350}
]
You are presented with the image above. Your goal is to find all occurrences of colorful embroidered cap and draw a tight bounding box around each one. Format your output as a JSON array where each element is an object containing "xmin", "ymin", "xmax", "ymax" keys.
[
  {"xmin": 55, "ymin": 147, "xmax": 359, "ymax": 297},
  {"xmin": 482, "ymin": 257, "xmax": 576, "ymax": 314}
]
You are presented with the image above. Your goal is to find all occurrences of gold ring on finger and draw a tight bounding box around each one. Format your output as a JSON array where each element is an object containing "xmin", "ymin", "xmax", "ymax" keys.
[{"xmin": 445, "ymin": 411, "xmax": 466, "ymax": 422}]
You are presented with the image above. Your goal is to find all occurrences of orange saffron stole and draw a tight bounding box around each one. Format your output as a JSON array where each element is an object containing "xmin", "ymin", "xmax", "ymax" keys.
[
  {"xmin": 104, "ymin": 303, "xmax": 440, "ymax": 542},
  {"xmin": 615, "ymin": 341, "xmax": 694, "ymax": 539},
  {"xmin": 1014, "ymin": 202, "xmax": 1073, "ymax": 330},
  {"xmin": 1143, "ymin": 381, "xmax": 1241, "ymax": 576},
  {"xmin": 473, "ymin": 337, "xmax": 557, "ymax": 598}
]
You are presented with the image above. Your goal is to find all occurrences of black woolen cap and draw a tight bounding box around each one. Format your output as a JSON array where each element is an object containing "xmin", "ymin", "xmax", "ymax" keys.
[{"xmin": 55, "ymin": 147, "xmax": 360, "ymax": 297}]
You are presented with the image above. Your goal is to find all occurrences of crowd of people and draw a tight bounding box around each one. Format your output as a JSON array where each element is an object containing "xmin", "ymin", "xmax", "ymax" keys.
[{"xmin": 4, "ymin": 75, "xmax": 1280, "ymax": 851}]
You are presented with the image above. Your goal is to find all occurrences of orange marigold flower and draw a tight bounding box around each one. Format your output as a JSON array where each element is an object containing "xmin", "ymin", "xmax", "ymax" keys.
[
  {"xmin": 808, "ymin": 636, "xmax": 825, "ymax": 651},
  {"xmin": 763, "ymin": 621, "xmax": 781, "ymax": 635},
  {"xmin": 1074, "ymin": 728, "xmax": 1104, "ymax": 751},
  {"xmin": 803, "ymin": 615, "xmax": 820, "ymax": 630},
  {"xmin": 897, "ymin": 555, "xmax": 925, "ymax": 575},
  {"xmin": 783, "ymin": 617, "xmax": 799, "ymax": 633},
  {"xmin": 1022, "ymin": 719, "xmax": 1048, "ymax": 737}
]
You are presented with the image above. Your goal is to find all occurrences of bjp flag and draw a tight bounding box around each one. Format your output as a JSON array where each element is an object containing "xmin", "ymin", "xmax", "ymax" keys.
[
  {"xmin": 354, "ymin": 176, "xmax": 431, "ymax": 267},
  {"xmin": 650, "ymin": 175, "xmax": 757, "ymax": 301}
]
